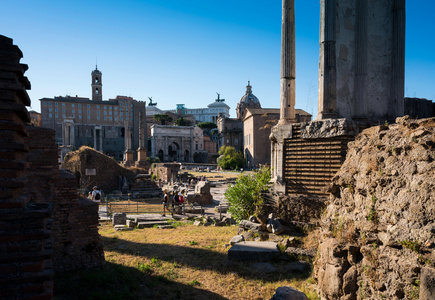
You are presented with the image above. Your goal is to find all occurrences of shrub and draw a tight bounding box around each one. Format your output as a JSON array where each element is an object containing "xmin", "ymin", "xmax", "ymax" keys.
[
  {"xmin": 217, "ymin": 146, "xmax": 244, "ymax": 170},
  {"xmin": 224, "ymin": 167, "xmax": 271, "ymax": 221}
]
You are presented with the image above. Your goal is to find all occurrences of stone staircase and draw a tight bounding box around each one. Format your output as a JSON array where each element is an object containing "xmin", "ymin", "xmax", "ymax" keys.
[{"xmin": 129, "ymin": 174, "xmax": 163, "ymax": 199}]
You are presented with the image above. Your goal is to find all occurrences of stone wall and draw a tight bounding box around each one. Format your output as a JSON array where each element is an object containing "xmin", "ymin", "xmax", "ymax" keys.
[{"xmin": 315, "ymin": 116, "xmax": 435, "ymax": 299}]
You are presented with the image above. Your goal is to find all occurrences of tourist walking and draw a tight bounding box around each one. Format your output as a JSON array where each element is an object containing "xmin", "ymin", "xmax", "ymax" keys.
[
  {"xmin": 162, "ymin": 189, "xmax": 169, "ymax": 216},
  {"xmin": 91, "ymin": 186, "xmax": 101, "ymax": 203}
]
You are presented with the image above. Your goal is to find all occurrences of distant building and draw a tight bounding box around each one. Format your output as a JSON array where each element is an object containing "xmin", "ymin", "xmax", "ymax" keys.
[
  {"xmin": 150, "ymin": 125, "xmax": 206, "ymax": 163},
  {"xmin": 243, "ymin": 108, "xmax": 311, "ymax": 168},
  {"xmin": 404, "ymin": 97, "xmax": 435, "ymax": 119},
  {"xmin": 166, "ymin": 93, "xmax": 230, "ymax": 124},
  {"xmin": 39, "ymin": 66, "xmax": 146, "ymax": 160},
  {"xmin": 29, "ymin": 110, "xmax": 41, "ymax": 127},
  {"xmin": 217, "ymin": 81, "xmax": 261, "ymax": 152}
]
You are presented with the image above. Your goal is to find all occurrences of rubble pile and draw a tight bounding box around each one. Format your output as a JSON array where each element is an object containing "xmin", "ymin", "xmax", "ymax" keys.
[
  {"xmin": 63, "ymin": 146, "xmax": 146, "ymax": 193},
  {"xmin": 315, "ymin": 116, "xmax": 435, "ymax": 299}
]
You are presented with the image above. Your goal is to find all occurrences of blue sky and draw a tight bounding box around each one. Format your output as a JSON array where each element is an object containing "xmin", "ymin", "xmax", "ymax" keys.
[{"xmin": 2, "ymin": 1, "xmax": 434, "ymax": 118}]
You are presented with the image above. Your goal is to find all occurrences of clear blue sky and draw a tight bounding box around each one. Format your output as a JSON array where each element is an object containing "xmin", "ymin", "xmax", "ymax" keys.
[{"xmin": 2, "ymin": 1, "xmax": 434, "ymax": 118}]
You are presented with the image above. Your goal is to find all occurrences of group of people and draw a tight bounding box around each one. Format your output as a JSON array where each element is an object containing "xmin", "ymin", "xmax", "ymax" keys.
[{"xmin": 162, "ymin": 189, "xmax": 185, "ymax": 216}]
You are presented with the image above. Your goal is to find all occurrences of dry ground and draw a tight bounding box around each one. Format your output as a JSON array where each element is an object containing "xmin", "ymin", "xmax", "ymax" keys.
[{"xmin": 54, "ymin": 221, "xmax": 320, "ymax": 300}]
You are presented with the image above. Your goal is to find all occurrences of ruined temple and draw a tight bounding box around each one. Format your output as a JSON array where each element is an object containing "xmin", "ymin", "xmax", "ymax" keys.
[{"xmin": 271, "ymin": 0, "xmax": 406, "ymax": 198}]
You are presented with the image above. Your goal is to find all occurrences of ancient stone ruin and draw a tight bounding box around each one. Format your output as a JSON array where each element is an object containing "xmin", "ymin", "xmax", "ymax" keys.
[
  {"xmin": 0, "ymin": 35, "xmax": 104, "ymax": 299},
  {"xmin": 315, "ymin": 116, "xmax": 435, "ymax": 299}
]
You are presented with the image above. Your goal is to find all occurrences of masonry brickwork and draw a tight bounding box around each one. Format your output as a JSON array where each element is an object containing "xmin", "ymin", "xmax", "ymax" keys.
[
  {"xmin": 0, "ymin": 34, "xmax": 54, "ymax": 300},
  {"xmin": 25, "ymin": 126, "xmax": 104, "ymax": 273},
  {"xmin": 0, "ymin": 35, "xmax": 104, "ymax": 299}
]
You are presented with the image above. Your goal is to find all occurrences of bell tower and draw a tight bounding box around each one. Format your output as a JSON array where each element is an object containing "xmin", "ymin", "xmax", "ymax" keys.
[{"xmin": 91, "ymin": 66, "xmax": 102, "ymax": 101}]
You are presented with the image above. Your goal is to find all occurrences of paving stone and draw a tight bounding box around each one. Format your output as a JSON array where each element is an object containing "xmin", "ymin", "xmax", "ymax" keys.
[
  {"xmin": 114, "ymin": 225, "xmax": 133, "ymax": 231},
  {"xmin": 137, "ymin": 221, "xmax": 168, "ymax": 228},
  {"xmin": 228, "ymin": 241, "xmax": 280, "ymax": 261}
]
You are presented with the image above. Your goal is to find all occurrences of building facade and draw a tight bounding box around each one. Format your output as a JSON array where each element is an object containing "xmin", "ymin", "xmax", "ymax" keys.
[
  {"xmin": 150, "ymin": 125, "xmax": 206, "ymax": 163},
  {"xmin": 40, "ymin": 67, "xmax": 147, "ymax": 160},
  {"xmin": 217, "ymin": 81, "xmax": 261, "ymax": 152},
  {"xmin": 243, "ymin": 108, "xmax": 311, "ymax": 168},
  {"xmin": 167, "ymin": 93, "xmax": 230, "ymax": 124}
]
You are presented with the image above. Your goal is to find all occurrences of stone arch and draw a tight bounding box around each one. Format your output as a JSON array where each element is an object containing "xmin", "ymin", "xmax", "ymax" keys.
[
  {"xmin": 158, "ymin": 149, "xmax": 164, "ymax": 162},
  {"xmin": 168, "ymin": 142, "xmax": 179, "ymax": 162}
]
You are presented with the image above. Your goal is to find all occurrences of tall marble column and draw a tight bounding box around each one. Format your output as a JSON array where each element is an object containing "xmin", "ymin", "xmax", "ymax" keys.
[
  {"xmin": 317, "ymin": 0, "xmax": 338, "ymax": 120},
  {"xmin": 353, "ymin": 0, "xmax": 368, "ymax": 120},
  {"xmin": 390, "ymin": 0, "xmax": 406, "ymax": 119},
  {"xmin": 279, "ymin": 0, "xmax": 296, "ymax": 124}
]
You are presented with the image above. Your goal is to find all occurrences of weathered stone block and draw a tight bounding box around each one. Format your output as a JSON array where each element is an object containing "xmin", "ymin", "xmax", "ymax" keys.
[
  {"xmin": 270, "ymin": 286, "xmax": 308, "ymax": 300},
  {"xmin": 112, "ymin": 213, "xmax": 127, "ymax": 226}
]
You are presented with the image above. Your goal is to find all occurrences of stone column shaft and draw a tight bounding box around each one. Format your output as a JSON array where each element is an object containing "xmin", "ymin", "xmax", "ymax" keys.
[
  {"xmin": 390, "ymin": 0, "xmax": 406, "ymax": 119},
  {"xmin": 280, "ymin": 0, "xmax": 296, "ymax": 123},
  {"xmin": 317, "ymin": 0, "xmax": 338, "ymax": 119}
]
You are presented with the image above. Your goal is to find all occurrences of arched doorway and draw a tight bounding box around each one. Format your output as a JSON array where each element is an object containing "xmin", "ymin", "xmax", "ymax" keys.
[
  {"xmin": 158, "ymin": 149, "xmax": 164, "ymax": 162},
  {"xmin": 168, "ymin": 142, "xmax": 179, "ymax": 162}
]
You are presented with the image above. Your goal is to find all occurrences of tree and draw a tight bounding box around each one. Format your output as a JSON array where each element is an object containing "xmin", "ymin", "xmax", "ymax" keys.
[
  {"xmin": 217, "ymin": 146, "xmax": 244, "ymax": 170},
  {"xmin": 224, "ymin": 167, "xmax": 272, "ymax": 221},
  {"xmin": 153, "ymin": 114, "xmax": 173, "ymax": 125},
  {"xmin": 197, "ymin": 122, "xmax": 217, "ymax": 131},
  {"xmin": 174, "ymin": 117, "xmax": 192, "ymax": 126},
  {"xmin": 198, "ymin": 122, "xmax": 218, "ymax": 136}
]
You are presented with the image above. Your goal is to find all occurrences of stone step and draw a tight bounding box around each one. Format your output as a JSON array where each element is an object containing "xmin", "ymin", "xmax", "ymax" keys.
[
  {"xmin": 228, "ymin": 241, "xmax": 280, "ymax": 261},
  {"xmin": 137, "ymin": 221, "xmax": 169, "ymax": 228}
]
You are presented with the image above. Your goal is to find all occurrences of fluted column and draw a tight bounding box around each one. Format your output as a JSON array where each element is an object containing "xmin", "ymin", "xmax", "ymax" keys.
[
  {"xmin": 390, "ymin": 0, "xmax": 406, "ymax": 119},
  {"xmin": 354, "ymin": 0, "xmax": 368, "ymax": 120},
  {"xmin": 279, "ymin": 0, "xmax": 296, "ymax": 124},
  {"xmin": 317, "ymin": 0, "xmax": 338, "ymax": 120}
]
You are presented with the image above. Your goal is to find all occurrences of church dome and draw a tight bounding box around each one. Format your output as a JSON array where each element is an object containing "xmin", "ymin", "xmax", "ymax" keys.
[
  {"xmin": 236, "ymin": 81, "xmax": 261, "ymax": 119},
  {"xmin": 239, "ymin": 81, "xmax": 260, "ymax": 105}
]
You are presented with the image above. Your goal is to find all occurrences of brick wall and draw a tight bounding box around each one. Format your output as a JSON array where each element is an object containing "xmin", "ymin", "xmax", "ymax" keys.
[
  {"xmin": 0, "ymin": 35, "xmax": 53, "ymax": 299},
  {"xmin": 1, "ymin": 35, "xmax": 104, "ymax": 300},
  {"xmin": 25, "ymin": 126, "xmax": 104, "ymax": 273},
  {"xmin": 51, "ymin": 170, "xmax": 104, "ymax": 272}
]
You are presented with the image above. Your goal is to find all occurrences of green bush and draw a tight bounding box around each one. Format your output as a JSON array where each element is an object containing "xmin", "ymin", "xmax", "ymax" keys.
[
  {"xmin": 224, "ymin": 167, "xmax": 271, "ymax": 221},
  {"xmin": 217, "ymin": 146, "xmax": 244, "ymax": 170}
]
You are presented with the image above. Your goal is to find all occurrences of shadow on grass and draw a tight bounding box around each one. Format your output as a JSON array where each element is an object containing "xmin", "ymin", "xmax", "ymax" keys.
[
  {"xmin": 101, "ymin": 236, "xmax": 312, "ymax": 282},
  {"xmin": 54, "ymin": 261, "xmax": 228, "ymax": 300}
]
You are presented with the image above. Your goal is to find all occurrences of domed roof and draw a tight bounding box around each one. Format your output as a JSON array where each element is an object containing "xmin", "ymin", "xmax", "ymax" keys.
[
  {"xmin": 236, "ymin": 81, "xmax": 261, "ymax": 120},
  {"xmin": 239, "ymin": 81, "xmax": 260, "ymax": 105}
]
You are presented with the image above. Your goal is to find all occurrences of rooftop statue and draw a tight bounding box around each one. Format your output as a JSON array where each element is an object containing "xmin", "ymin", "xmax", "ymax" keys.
[{"xmin": 148, "ymin": 97, "xmax": 157, "ymax": 107}]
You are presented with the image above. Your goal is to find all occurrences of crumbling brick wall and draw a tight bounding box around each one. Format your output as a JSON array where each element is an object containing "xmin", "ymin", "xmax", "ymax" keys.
[
  {"xmin": 25, "ymin": 126, "xmax": 104, "ymax": 273},
  {"xmin": 0, "ymin": 35, "xmax": 104, "ymax": 300},
  {"xmin": 0, "ymin": 35, "xmax": 53, "ymax": 299},
  {"xmin": 51, "ymin": 170, "xmax": 104, "ymax": 272}
]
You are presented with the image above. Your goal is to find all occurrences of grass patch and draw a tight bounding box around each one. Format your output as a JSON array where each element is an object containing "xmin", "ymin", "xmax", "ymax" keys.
[{"xmin": 54, "ymin": 223, "xmax": 319, "ymax": 299}]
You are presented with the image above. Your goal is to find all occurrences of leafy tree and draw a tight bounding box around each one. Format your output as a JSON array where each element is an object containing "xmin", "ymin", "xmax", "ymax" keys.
[
  {"xmin": 174, "ymin": 117, "xmax": 192, "ymax": 126},
  {"xmin": 153, "ymin": 114, "xmax": 173, "ymax": 125},
  {"xmin": 146, "ymin": 156, "xmax": 161, "ymax": 163},
  {"xmin": 224, "ymin": 167, "xmax": 272, "ymax": 221},
  {"xmin": 217, "ymin": 146, "xmax": 244, "ymax": 170},
  {"xmin": 197, "ymin": 122, "xmax": 217, "ymax": 130}
]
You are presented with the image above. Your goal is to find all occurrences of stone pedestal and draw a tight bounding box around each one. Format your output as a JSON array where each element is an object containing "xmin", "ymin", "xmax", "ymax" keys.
[
  {"xmin": 136, "ymin": 148, "xmax": 149, "ymax": 168},
  {"xmin": 123, "ymin": 150, "xmax": 135, "ymax": 167}
]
